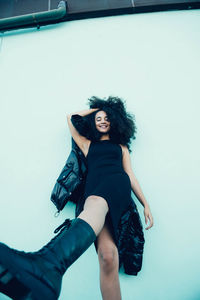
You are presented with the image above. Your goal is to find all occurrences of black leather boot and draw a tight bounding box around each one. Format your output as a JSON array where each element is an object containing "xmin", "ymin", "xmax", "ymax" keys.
[{"xmin": 0, "ymin": 218, "xmax": 96, "ymax": 300}]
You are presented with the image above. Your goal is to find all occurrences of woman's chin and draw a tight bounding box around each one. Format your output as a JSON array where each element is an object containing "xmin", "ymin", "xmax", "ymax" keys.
[{"xmin": 98, "ymin": 130, "xmax": 109, "ymax": 134}]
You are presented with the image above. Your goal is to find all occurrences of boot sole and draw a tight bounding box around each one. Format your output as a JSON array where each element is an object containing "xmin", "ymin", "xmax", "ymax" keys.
[{"xmin": 0, "ymin": 263, "xmax": 57, "ymax": 300}]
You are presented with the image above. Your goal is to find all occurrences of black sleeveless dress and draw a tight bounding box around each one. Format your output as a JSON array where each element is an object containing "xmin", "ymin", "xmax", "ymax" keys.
[{"xmin": 82, "ymin": 140, "xmax": 132, "ymax": 247}]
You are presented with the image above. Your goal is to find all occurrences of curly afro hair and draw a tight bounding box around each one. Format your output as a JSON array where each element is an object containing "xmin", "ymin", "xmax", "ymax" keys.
[{"xmin": 71, "ymin": 96, "xmax": 137, "ymax": 152}]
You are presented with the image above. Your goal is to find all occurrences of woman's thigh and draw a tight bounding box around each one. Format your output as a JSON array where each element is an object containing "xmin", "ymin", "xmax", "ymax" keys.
[
  {"xmin": 83, "ymin": 195, "xmax": 109, "ymax": 224},
  {"xmin": 83, "ymin": 195, "xmax": 109, "ymax": 213},
  {"xmin": 78, "ymin": 195, "xmax": 109, "ymax": 236}
]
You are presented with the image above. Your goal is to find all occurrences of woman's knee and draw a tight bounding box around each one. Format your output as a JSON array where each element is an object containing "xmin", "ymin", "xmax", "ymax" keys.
[
  {"xmin": 98, "ymin": 245, "xmax": 119, "ymax": 274},
  {"xmin": 84, "ymin": 195, "xmax": 109, "ymax": 213}
]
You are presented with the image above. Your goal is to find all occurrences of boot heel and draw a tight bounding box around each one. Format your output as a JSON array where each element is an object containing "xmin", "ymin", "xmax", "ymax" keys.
[{"xmin": 0, "ymin": 264, "xmax": 32, "ymax": 300}]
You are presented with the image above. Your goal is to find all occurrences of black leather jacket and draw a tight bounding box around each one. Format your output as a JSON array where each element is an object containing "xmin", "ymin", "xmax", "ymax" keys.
[{"xmin": 51, "ymin": 138, "xmax": 145, "ymax": 275}]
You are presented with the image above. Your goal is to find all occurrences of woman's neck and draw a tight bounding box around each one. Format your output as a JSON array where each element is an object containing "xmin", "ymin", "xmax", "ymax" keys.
[{"xmin": 100, "ymin": 134, "xmax": 110, "ymax": 141}]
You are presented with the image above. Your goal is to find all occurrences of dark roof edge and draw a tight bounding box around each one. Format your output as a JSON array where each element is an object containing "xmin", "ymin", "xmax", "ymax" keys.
[{"xmin": 0, "ymin": 1, "xmax": 199, "ymax": 33}]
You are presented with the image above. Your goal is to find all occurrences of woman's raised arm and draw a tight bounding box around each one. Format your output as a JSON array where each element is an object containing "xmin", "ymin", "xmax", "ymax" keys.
[{"xmin": 67, "ymin": 108, "xmax": 98, "ymax": 156}]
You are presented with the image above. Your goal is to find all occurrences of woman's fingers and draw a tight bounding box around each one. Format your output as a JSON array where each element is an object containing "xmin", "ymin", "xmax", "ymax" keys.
[
  {"xmin": 144, "ymin": 210, "xmax": 154, "ymax": 230},
  {"xmin": 145, "ymin": 214, "xmax": 148, "ymax": 225}
]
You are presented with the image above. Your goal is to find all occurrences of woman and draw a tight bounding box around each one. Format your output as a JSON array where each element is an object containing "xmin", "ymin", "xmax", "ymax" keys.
[
  {"xmin": 0, "ymin": 96, "xmax": 153, "ymax": 300},
  {"xmin": 67, "ymin": 96, "xmax": 153, "ymax": 300}
]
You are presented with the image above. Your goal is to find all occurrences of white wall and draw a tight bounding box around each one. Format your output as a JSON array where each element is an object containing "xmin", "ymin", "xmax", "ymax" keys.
[{"xmin": 0, "ymin": 9, "xmax": 200, "ymax": 300}]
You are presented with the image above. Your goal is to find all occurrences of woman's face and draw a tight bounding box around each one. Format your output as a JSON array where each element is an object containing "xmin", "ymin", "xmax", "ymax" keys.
[{"xmin": 95, "ymin": 110, "xmax": 110, "ymax": 134}]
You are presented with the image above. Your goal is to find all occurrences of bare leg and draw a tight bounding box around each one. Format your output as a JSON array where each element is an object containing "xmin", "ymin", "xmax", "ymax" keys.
[
  {"xmin": 97, "ymin": 222, "xmax": 122, "ymax": 300},
  {"xmin": 78, "ymin": 195, "xmax": 122, "ymax": 299},
  {"xmin": 77, "ymin": 195, "xmax": 109, "ymax": 236}
]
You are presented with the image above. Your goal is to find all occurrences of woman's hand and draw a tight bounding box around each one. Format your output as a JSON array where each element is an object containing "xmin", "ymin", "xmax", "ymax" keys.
[{"xmin": 144, "ymin": 205, "xmax": 154, "ymax": 230}]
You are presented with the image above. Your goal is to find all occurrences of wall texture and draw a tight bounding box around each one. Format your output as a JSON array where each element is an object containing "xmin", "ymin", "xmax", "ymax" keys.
[{"xmin": 0, "ymin": 9, "xmax": 200, "ymax": 300}]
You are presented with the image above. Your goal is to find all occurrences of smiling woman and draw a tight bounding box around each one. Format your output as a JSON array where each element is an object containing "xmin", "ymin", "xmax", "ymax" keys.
[
  {"xmin": 0, "ymin": 96, "xmax": 153, "ymax": 300},
  {"xmin": 64, "ymin": 96, "xmax": 153, "ymax": 299}
]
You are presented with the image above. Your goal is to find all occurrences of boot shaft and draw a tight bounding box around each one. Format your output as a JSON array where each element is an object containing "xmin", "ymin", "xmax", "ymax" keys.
[{"xmin": 37, "ymin": 218, "xmax": 97, "ymax": 274}]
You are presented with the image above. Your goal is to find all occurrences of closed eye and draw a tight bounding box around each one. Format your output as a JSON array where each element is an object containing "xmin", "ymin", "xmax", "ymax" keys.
[{"xmin": 96, "ymin": 117, "xmax": 109, "ymax": 122}]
